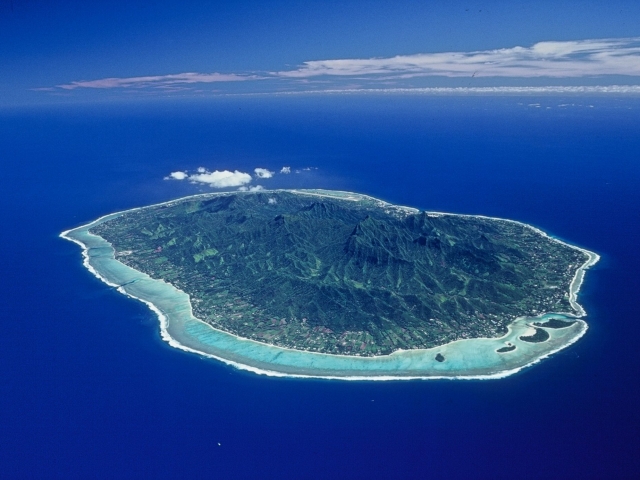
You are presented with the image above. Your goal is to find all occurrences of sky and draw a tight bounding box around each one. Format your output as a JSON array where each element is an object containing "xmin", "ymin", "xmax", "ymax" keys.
[{"xmin": 1, "ymin": 0, "xmax": 640, "ymax": 106}]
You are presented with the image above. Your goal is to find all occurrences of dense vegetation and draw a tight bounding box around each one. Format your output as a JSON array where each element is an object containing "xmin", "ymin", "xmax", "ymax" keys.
[{"xmin": 91, "ymin": 191, "xmax": 587, "ymax": 355}]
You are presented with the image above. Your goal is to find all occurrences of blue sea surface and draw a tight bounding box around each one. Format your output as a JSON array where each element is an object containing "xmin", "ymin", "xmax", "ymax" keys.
[{"xmin": 1, "ymin": 95, "xmax": 639, "ymax": 478}]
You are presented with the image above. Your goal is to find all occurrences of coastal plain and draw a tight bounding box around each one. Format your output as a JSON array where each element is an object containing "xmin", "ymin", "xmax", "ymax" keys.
[{"xmin": 61, "ymin": 189, "xmax": 599, "ymax": 379}]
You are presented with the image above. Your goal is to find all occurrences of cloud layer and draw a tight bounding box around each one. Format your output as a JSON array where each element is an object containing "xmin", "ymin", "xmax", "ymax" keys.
[
  {"xmin": 278, "ymin": 37, "xmax": 640, "ymax": 79},
  {"xmin": 48, "ymin": 37, "xmax": 640, "ymax": 94},
  {"xmin": 57, "ymin": 72, "xmax": 256, "ymax": 90},
  {"xmin": 271, "ymin": 85, "xmax": 640, "ymax": 95}
]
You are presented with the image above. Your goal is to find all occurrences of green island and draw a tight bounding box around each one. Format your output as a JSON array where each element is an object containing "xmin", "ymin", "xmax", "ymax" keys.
[
  {"xmin": 496, "ymin": 344, "xmax": 517, "ymax": 353},
  {"xmin": 533, "ymin": 318, "xmax": 577, "ymax": 329},
  {"xmin": 62, "ymin": 189, "xmax": 599, "ymax": 379},
  {"xmin": 519, "ymin": 328, "xmax": 551, "ymax": 343}
]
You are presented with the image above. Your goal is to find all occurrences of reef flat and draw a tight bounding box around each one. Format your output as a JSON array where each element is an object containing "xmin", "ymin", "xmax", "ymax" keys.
[{"xmin": 61, "ymin": 189, "xmax": 599, "ymax": 379}]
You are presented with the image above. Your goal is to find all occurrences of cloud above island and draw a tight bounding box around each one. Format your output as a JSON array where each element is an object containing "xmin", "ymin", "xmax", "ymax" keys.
[
  {"xmin": 44, "ymin": 37, "xmax": 640, "ymax": 96},
  {"xmin": 167, "ymin": 171, "xmax": 188, "ymax": 180},
  {"xmin": 165, "ymin": 168, "xmax": 252, "ymax": 188},
  {"xmin": 165, "ymin": 165, "xmax": 291, "ymax": 189},
  {"xmin": 189, "ymin": 170, "xmax": 253, "ymax": 187},
  {"xmin": 238, "ymin": 185, "xmax": 265, "ymax": 192},
  {"xmin": 254, "ymin": 168, "xmax": 274, "ymax": 179}
]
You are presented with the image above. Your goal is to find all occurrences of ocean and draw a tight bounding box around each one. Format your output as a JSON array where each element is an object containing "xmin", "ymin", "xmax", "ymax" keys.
[{"xmin": 1, "ymin": 95, "xmax": 638, "ymax": 478}]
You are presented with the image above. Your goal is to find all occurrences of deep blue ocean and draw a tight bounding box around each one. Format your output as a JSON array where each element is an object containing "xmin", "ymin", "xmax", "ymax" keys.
[{"xmin": 1, "ymin": 95, "xmax": 639, "ymax": 479}]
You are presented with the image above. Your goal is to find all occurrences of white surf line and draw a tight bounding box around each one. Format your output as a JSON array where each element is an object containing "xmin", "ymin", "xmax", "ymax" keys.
[{"xmin": 60, "ymin": 189, "xmax": 597, "ymax": 380}]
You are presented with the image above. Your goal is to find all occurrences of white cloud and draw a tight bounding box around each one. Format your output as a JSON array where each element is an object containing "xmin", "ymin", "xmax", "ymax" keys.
[
  {"xmin": 238, "ymin": 185, "xmax": 264, "ymax": 192},
  {"xmin": 254, "ymin": 168, "xmax": 274, "ymax": 179},
  {"xmin": 280, "ymin": 166, "xmax": 291, "ymax": 174},
  {"xmin": 57, "ymin": 72, "xmax": 258, "ymax": 90},
  {"xmin": 278, "ymin": 85, "xmax": 640, "ymax": 95},
  {"xmin": 47, "ymin": 37, "xmax": 640, "ymax": 95},
  {"xmin": 277, "ymin": 37, "xmax": 640, "ymax": 79},
  {"xmin": 293, "ymin": 167, "xmax": 317, "ymax": 173},
  {"xmin": 189, "ymin": 170, "xmax": 252, "ymax": 188},
  {"xmin": 166, "ymin": 168, "xmax": 252, "ymax": 188},
  {"xmin": 165, "ymin": 171, "xmax": 188, "ymax": 180}
]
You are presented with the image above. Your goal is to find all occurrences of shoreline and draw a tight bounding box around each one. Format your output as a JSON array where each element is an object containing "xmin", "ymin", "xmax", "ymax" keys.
[{"xmin": 60, "ymin": 189, "xmax": 599, "ymax": 380}]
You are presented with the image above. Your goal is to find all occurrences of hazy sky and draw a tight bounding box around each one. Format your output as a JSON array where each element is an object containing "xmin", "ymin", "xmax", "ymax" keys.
[{"xmin": 2, "ymin": 0, "xmax": 640, "ymax": 105}]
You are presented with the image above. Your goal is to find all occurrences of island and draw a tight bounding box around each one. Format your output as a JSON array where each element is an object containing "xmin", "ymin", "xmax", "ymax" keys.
[
  {"xmin": 533, "ymin": 318, "xmax": 577, "ymax": 329},
  {"xmin": 519, "ymin": 328, "xmax": 551, "ymax": 343},
  {"xmin": 496, "ymin": 344, "xmax": 517, "ymax": 353},
  {"xmin": 61, "ymin": 189, "xmax": 599, "ymax": 379}
]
